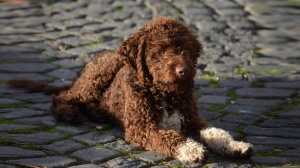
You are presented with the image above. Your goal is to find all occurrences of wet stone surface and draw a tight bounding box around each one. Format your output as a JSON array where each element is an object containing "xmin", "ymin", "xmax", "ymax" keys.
[{"xmin": 0, "ymin": 0, "xmax": 299, "ymax": 167}]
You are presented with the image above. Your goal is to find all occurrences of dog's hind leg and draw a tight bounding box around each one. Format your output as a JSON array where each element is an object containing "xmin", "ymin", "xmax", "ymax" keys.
[
  {"xmin": 200, "ymin": 127, "xmax": 253, "ymax": 159},
  {"xmin": 50, "ymin": 51, "xmax": 124, "ymax": 124}
]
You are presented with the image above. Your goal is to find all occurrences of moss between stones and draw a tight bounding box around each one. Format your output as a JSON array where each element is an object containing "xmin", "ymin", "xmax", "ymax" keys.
[
  {"xmin": 208, "ymin": 104, "xmax": 226, "ymax": 114},
  {"xmin": 254, "ymin": 69, "xmax": 284, "ymax": 75},
  {"xmin": 0, "ymin": 118, "xmax": 19, "ymax": 125},
  {"xmin": 0, "ymin": 138, "xmax": 16, "ymax": 146},
  {"xmin": 114, "ymin": 6, "xmax": 123, "ymax": 12},
  {"xmin": 7, "ymin": 129, "xmax": 37, "ymax": 134},
  {"xmin": 0, "ymin": 103, "xmax": 29, "ymax": 109},
  {"xmin": 20, "ymin": 144, "xmax": 42, "ymax": 150},
  {"xmin": 234, "ymin": 125, "xmax": 246, "ymax": 134},
  {"xmin": 255, "ymin": 149, "xmax": 281, "ymax": 156}
]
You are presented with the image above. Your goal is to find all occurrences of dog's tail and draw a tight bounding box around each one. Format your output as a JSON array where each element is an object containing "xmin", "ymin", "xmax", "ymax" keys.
[{"xmin": 6, "ymin": 79, "xmax": 70, "ymax": 95}]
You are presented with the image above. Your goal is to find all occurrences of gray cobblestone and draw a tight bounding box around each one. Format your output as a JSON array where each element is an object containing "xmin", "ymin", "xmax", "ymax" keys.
[
  {"xmin": 104, "ymin": 156, "xmax": 148, "ymax": 168},
  {"xmin": 72, "ymin": 132, "xmax": 116, "ymax": 145},
  {"xmin": 198, "ymin": 95, "xmax": 232, "ymax": 104},
  {"xmin": 0, "ymin": 98, "xmax": 22, "ymax": 105},
  {"xmin": 10, "ymin": 156, "xmax": 77, "ymax": 168},
  {"xmin": 0, "ymin": 109, "xmax": 47, "ymax": 119},
  {"xmin": 43, "ymin": 140, "xmax": 85, "ymax": 154},
  {"xmin": 0, "ymin": 124, "xmax": 37, "ymax": 132},
  {"xmin": 14, "ymin": 116, "xmax": 57, "ymax": 126},
  {"xmin": 0, "ymin": 146, "xmax": 46, "ymax": 159},
  {"xmin": 2, "ymin": 132, "xmax": 65, "ymax": 145},
  {"xmin": 243, "ymin": 126, "xmax": 300, "ymax": 139},
  {"xmin": 104, "ymin": 140, "xmax": 140, "ymax": 152},
  {"xmin": 224, "ymin": 104, "xmax": 269, "ymax": 116},
  {"xmin": 236, "ymin": 88, "xmax": 295, "ymax": 99},
  {"xmin": 72, "ymin": 147, "xmax": 120, "ymax": 163},
  {"xmin": 0, "ymin": 63, "xmax": 56, "ymax": 73},
  {"xmin": 132, "ymin": 151, "xmax": 168, "ymax": 164}
]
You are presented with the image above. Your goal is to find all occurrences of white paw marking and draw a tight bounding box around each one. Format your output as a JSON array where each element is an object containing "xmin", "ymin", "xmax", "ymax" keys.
[
  {"xmin": 200, "ymin": 127, "xmax": 253, "ymax": 158},
  {"xmin": 177, "ymin": 138, "xmax": 207, "ymax": 163}
]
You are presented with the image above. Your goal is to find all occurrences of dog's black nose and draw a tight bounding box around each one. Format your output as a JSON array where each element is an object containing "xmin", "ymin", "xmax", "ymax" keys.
[{"xmin": 176, "ymin": 66, "xmax": 190, "ymax": 77}]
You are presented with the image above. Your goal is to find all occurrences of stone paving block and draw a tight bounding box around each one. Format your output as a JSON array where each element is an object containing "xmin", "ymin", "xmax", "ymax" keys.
[
  {"xmin": 14, "ymin": 116, "xmax": 57, "ymax": 127},
  {"xmin": 243, "ymin": 126, "xmax": 300, "ymax": 139},
  {"xmin": 104, "ymin": 156, "xmax": 148, "ymax": 168},
  {"xmin": 197, "ymin": 87, "xmax": 229, "ymax": 96},
  {"xmin": 0, "ymin": 163, "xmax": 18, "ymax": 168},
  {"xmin": 3, "ymin": 132, "xmax": 65, "ymax": 145},
  {"xmin": 104, "ymin": 140, "xmax": 140, "ymax": 152},
  {"xmin": 206, "ymin": 162, "xmax": 252, "ymax": 168},
  {"xmin": 72, "ymin": 147, "xmax": 120, "ymax": 163},
  {"xmin": 46, "ymin": 68, "xmax": 77, "ymax": 81},
  {"xmin": 210, "ymin": 120, "xmax": 240, "ymax": 132},
  {"xmin": 6, "ymin": 93, "xmax": 51, "ymax": 103},
  {"xmin": 69, "ymin": 164, "xmax": 105, "ymax": 168},
  {"xmin": 167, "ymin": 159, "xmax": 202, "ymax": 168},
  {"xmin": 194, "ymin": 78, "xmax": 211, "ymax": 86},
  {"xmin": 260, "ymin": 119, "xmax": 300, "ymax": 128},
  {"xmin": 0, "ymin": 124, "xmax": 37, "ymax": 132},
  {"xmin": 195, "ymin": 20, "xmax": 227, "ymax": 31},
  {"xmin": 236, "ymin": 88, "xmax": 294, "ymax": 99},
  {"xmin": 0, "ymin": 63, "xmax": 56, "ymax": 73},
  {"xmin": 57, "ymin": 36, "xmax": 90, "ymax": 47},
  {"xmin": 0, "ymin": 146, "xmax": 46, "ymax": 159},
  {"xmin": 0, "ymin": 98, "xmax": 22, "ymax": 105},
  {"xmin": 29, "ymin": 102, "xmax": 51, "ymax": 111},
  {"xmin": 0, "ymin": 46, "xmax": 38, "ymax": 54},
  {"xmin": 246, "ymin": 136, "xmax": 300, "ymax": 148},
  {"xmin": 0, "ymin": 86, "xmax": 21, "ymax": 94},
  {"xmin": 72, "ymin": 132, "xmax": 115, "ymax": 145},
  {"xmin": 131, "ymin": 151, "xmax": 168, "ymax": 164},
  {"xmin": 250, "ymin": 156, "xmax": 300, "ymax": 166},
  {"xmin": 264, "ymin": 81, "xmax": 300, "ymax": 89},
  {"xmin": 42, "ymin": 49, "xmax": 76, "ymax": 59},
  {"xmin": 218, "ymin": 80, "xmax": 251, "ymax": 88},
  {"xmin": 0, "ymin": 109, "xmax": 47, "ymax": 119},
  {"xmin": 0, "ymin": 35, "xmax": 45, "ymax": 44},
  {"xmin": 65, "ymin": 47, "xmax": 93, "ymax": 55},
  {"xmin": 198, "ymin": 95, "xmax": 231, "ymax": 104},
  {"xmin": 279, "ymin": 149, "xmax": 300, "ymax": 158},
  {"xmin": 0, "ymin": 52, "xmax": 49, "ymax": 63},
  {"xmin": 278, "ymin": 110, "xmax": 300, "ymax": 118},
  {"xmin": 10, "ymin": 156, "xmax": 77, "ymax": 168},
  {"xmin": 43, "ymin": 140, "xmax": 85, "ymax": 154},
  {"xmin": 223, "ymin": 104, "xmax": 269, "ymax": 116},
  {"xmin": 55, "ymin": 126, "xmax": 88, "ymax": 135},
  {"xmin": 234, "ymin": 98, "xmax": 283, "ymax": 107},
  {"xmin": 0, "ymin": 73, "xmax": 52, "ymax": 82},
  {"xmin": 200, "ymin": 111, "xmax": 223, "ymax": 120},
  {"xmin": 52, "ymin": 59, "xmax": 84, "ymax": 69},
  {"xmin": 221, "ymin": 114, "xmax": 260, "ymax": 125}
]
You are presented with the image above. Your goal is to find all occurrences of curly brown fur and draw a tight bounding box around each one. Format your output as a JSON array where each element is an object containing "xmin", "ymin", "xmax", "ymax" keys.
[{"xmin": 6, "ymin": 17, "xmax": 253, "ymax": 163}]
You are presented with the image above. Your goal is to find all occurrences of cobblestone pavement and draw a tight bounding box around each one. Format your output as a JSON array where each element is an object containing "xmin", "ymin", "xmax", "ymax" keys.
[{"xmin": 0, "ymin": 0, "xmax": 299, "ymax": 167}]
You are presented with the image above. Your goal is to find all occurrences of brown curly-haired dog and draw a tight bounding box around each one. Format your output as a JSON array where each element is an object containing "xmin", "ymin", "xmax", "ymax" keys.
[{"xmin": 7, "ymin": 17, "xmax": 253, "ymax": 163}]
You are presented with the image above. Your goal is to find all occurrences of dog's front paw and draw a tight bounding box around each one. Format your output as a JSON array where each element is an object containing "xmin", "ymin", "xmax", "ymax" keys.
[
  {"xmin": 228, "ymin": 141, "xmax": 253, "ymax": 159},
  {"xmin": 176, "ymin": 138, "xmax": 208, "ymax": 163}
]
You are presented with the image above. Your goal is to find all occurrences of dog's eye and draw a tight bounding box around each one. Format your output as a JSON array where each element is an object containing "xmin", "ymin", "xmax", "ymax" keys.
[{"xmin": 159, "ymin": 51, "xmax": 165, "ymax": 55}]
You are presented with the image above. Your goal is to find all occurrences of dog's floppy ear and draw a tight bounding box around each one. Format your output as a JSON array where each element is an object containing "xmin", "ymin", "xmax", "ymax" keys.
[{"xmin": 116, "ymin": 29, "xmax": 151, "ymax": 85}]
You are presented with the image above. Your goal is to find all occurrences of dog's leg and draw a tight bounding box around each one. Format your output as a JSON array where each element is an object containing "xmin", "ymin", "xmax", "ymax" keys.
[
  {"xmin": 122, "ymin": 90, "xmax": 208, "ymax": 163},
  {"xmin": 200, "ymin": 127, "xmax": 253, "ymax": 159},
  {"xmin": 50, "ymin": 51, "xmax": 124, "ymax": 124}
]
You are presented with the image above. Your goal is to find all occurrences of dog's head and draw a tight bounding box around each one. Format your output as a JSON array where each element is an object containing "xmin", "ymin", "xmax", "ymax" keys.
[{"xmin": 117, "ymin": 17, "xmax": 202, "ymax": 91}]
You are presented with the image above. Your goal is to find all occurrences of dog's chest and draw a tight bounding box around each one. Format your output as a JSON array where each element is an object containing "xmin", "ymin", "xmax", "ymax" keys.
[{"xmin": 156, "ymin": 93, "xmax": 185, "ymax": 132}]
